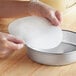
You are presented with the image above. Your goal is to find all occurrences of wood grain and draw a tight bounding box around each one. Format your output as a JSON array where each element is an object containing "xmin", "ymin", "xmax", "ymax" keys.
[{"xmin": 0, "ymin": 1, "xmax": 76, "ymax": 76}]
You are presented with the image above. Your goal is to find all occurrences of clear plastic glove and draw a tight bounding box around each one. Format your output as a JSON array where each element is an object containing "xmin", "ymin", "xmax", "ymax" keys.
[{"xmin": 0, "ymin": 32, "xmax": 24, "ymax": 58}]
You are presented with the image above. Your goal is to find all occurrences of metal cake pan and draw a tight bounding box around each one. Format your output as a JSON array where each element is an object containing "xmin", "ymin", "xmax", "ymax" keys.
[{"xmin": 26, "ymin": 30, "xmax": 76, "ymax": 65}]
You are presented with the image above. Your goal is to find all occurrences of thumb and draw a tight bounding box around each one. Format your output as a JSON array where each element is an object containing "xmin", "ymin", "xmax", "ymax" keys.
[
  {"xmin": 4, "ymin": 39, "xmax": 24, "ymax": 50},
  {"xmin": 7, "ymin": 34, "xmax": 24, "ymax": 44},
  {"xmin": 6, "ymin": 35, "xmax": 24, "ymax": 50}
]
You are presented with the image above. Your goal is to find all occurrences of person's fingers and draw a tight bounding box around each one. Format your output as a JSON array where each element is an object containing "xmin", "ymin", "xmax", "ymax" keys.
[
  {"xmin": 47, "ymin": 11, "xmax": 60, "ymax": 26},
  {"xmin": 0, "ymin": 38, "xmax": 14, "ymax": 58},
  {"xmin": 1, "ymin": 37, "xmax": 23, "ymax": 51},
  {"xmin": 7, "ymin": 35, "xmax": 24, "ymax": 44},
  {"xmin": 55, "ymin": 11, "xmax": 62, "ymax": 23},
  {"xmin": 0, "ymin": 38, "xmax": 23, "ymax": 58},
  {"xmin": 5, "ymin": 40, "xmax": 24, "ymax": 50},
  {"xmin": 0, "ymin": 32, "xmax": 24, "ymax": 58},
  {"xmin": 45, "ymin": 17, "xmax": 56, "ymax": 25},
  {"xmin": 37, "ymin": 2, "xmax": 61, "ymax": 26},
  {"xmin": 1, "ymin": 33, "xmax": 24, "ymax": 44},
  {"xmin": 7, "ymin": 37, "xmax": 24, "ymax": 49}
]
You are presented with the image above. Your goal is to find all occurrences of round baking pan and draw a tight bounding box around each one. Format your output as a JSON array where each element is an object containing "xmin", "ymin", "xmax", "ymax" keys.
[{"xmin": 26, "ymin": 30, "xmax": 76, "ymax": 65}]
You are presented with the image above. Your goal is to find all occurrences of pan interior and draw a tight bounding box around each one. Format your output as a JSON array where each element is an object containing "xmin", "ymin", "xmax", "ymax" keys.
[{"xmin": 41, "ymin": 42, "xmax": 76, "ymax": 53}]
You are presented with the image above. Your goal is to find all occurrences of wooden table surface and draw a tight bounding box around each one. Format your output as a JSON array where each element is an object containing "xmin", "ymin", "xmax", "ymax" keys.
[{"xmin": 0, "ymin": 6, "xmax": 76, "ymax": 76}]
